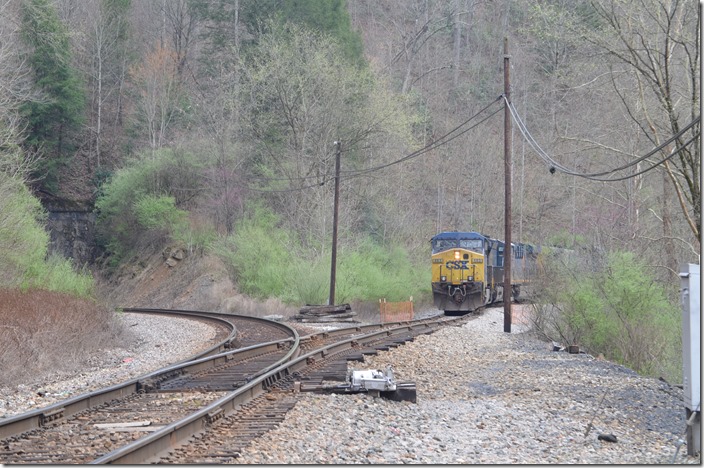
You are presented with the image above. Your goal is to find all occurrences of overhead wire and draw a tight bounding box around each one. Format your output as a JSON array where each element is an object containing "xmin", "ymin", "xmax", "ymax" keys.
[
  {"xmin": 582, "ymin": 133, "xmax": 700, "ymax": 182},
  {"xmin": 511, "ymin": 97, "xmax": 700, "ymax": 177},
  {"xmin": 242, "ymin": 180, "xmax": 326, "ymax": 193},
  {"xmin": 501, "ymin": 94, "xmax": 701, "ymax": 181},
  {"xmin": 242, "ymin": 95, "xmax": 503, "ymax": 192},
  {"xmin": 340, "ymin": 96, "xmax": 502, "ymax": 178}
]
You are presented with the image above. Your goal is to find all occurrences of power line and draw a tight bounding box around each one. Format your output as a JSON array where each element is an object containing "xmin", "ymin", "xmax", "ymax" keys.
[
  {"xmin": 510, "ymin": 97, "xmax": 700, "ymax": 178},
  {"xmin": 583, "ymin": 133, "xmax": 700, "ymax": 182},
  {"xmin": 502, "ymin": 94, "xmax": 701, "ymax": 181},
  {"xmin": 241, "ymin": 180, "xmax": 326, "ymax": 193},
  {"xmin": 341, "ymin": 97, "xmax": 503, "ymax": 178},
  {"xmin": 242, "ymin": 96, "xmax": 503, "ymax": 192}
]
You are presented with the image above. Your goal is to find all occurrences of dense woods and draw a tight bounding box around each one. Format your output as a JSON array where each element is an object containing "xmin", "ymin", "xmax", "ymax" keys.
[{"xmin": 0, "ymin": 0, "xmax": 699, "ymax": 381}]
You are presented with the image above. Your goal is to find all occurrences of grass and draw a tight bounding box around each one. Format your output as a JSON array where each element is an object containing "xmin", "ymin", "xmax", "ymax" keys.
[{"xmin": 0, "ymin": 288, "xmax": 126, "ymax": 386}]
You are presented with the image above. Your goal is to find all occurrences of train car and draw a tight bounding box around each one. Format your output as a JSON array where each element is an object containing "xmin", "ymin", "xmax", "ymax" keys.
[{"xmin": 430, "ymin": 231, "xmax": 540, "ymax": 315}]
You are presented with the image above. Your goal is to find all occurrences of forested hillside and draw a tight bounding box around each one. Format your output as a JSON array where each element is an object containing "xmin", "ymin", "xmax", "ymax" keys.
[{"xmin": 0, "ymin": 0, "xmax": 698, "ymax": 381}]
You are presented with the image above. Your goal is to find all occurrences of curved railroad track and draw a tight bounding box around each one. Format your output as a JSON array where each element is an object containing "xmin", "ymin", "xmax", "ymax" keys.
[
  {"xmin": 0, "ymin": 308, "xmax": 476, "ymax": 464},
  {"xmin": 0, "ymin": 309, "xmax": 299, "ymax": 464},
  {"xmin": 162, "ymin": 317, "xmax": 479, "ymax": 464}
]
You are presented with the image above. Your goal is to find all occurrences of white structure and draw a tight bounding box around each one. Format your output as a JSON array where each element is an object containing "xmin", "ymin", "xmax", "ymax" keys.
[
  {"xmin": 349, "ymin": 366, "xmax": 396, "ymax": 393},
  {"xmin": 680, "ymin": 263, "xmax": 700, "ymax": 456}
]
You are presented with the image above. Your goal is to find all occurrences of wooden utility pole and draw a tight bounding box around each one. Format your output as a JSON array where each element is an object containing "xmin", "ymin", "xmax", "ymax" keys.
[
  {"xmin": 503, "ymin": 37, "xmax": 512, "ymax": 333},
  {"xmin": 329, "ymin": 141, "xmax": 341, "ymax": 306}
]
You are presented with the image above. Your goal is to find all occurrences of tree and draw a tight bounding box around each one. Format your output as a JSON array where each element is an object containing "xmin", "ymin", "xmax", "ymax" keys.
[
  {"xmin": 586, "ymin": 0, "xmax": 700, "ymax": 251},
  {"xmin": 19, "ymin": 0, "xmax": 85, "ymax": 190},
  {"xmin": 237, "ymin": 20, "xmax": 414, "ymax": 253},
  {"xmin": 0, "ymin": 0, "xmax": 38, "ymax": 178},
  {"xmin": 189, "ymin": 62, "xmax": 246, "ymax": 234},
  {"xmin": 82, "ymin": 0, "xmax": 131, "ymax": 170},
  {"xmin": 193, "ymin": 0, "xmax": 364, "ymax": 68},
  {"xmin": 164, "ymin": 0, "xmax": 198, "ymax": 77},
  {"xmin": 129, "ymin": 43, "xmax": 182, "ymax": 151}
]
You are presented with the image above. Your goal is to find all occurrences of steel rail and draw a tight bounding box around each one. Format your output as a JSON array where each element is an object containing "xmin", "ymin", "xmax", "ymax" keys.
[
  {"xmin": 91, "ymin": 315, "xmax": 468, "ymax": 464},
  {"xmin": 297, "ymin": 315, "xmax": 457, "ymax": 344},
  {"xmin": 0, "ymin": 311, "xmax": 300, "ymax": 441}
]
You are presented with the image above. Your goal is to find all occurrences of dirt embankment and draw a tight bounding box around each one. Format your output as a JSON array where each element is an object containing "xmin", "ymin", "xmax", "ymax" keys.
[{"xmin": 97, "ymin": 246, "xmax": 297, "ymax": 317}]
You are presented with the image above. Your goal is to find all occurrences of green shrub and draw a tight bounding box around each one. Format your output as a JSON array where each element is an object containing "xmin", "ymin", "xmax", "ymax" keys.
[
  {"xmin": 533, "ymin": 249, "xmax": 682, "ymax": 382},
  {"xmin": 212, "ymin": 204, "xmax": 296, "ymax": 300},
  {"xmin": 35, "ymin": 254, "xmax": 94, "ymax": 297},
  {"xmin": 598, "ymin": 252, "xmax": 681, "ymax": 378},
  {"xmin": 214, "ymin": 208, "xmax": 430, "ymax": 307},
  {"xmin": 0, "ymin": 174, "xmax": 48, "ymax": 284},
  {"xmin": 336, "ymin": 239, "xmax": 429, "ymax": 303},
  {"xmin": 94, "ymin": 162, "xmax": 147, "ymax": 258},
  {"xmin": 134, "ymin": 195, "xmax": 187, "ymax": 231},
  {"xmin": 0, "ymin": 173, "xmax": 94, "ymax": 296},
  {"xmin": 288, "ymin": 259, "xmax": 330, "ymax": 305},
  {"xmin": 547, "ymin": 229, "xmax": 587, "ymax": 249},
  {"xmin": 175, "ymin": 221, "xmax": 218, "ymax": 255},
  {"xmin": 96, "ymin": 148, "xmax": 204, "ymax": 261}
]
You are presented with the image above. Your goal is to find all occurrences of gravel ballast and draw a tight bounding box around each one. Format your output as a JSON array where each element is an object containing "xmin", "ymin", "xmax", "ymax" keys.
[
  {"xmin": 0, "ymin": 308, "xmax": 698, "ymax": 464},
  {"xmin": 232, "ymin": 308, "xmax": 698, "ymax": 464},
  {"xmin": 0, "ymin": 313, "xmax": 217, "ymax": 419}
]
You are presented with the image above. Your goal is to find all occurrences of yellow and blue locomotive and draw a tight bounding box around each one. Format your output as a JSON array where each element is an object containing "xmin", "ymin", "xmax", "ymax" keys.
[{"xmin": 430, "ymin": 231, "xmax": 540, "ymax": 314}]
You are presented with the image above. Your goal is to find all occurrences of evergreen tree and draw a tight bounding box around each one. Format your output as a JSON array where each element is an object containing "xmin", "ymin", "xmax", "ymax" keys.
[
  {"xmin": 242, "ymin": 0, "xmax": 364, "ymax": 66},
  {"xmin": 19, "ymin": 0, "xmax": 85, "ymax": 190},
  {"xmin": 193, "ymin": 0, "xmax": 364, "ymax": 68}
]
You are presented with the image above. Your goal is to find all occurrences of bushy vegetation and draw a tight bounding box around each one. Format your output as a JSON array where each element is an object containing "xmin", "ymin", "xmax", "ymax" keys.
[
  {"xmin": 212, "ymin": 204, "xmax": 297, "ymax": 301},
  {"xmin": 0, "ymin": 173, "xmax": 94, "ymax": 296},
  {"xmin": 134, "ymin": 194, "xmax": 187, "ymax": 232},
  {"xmin": 532, "ymin": 250, "xmax": 682, "ymax": 382},
  {"xmin": 337, "ymin": 239, "xmax": 428, "ymax": 303},
  {"xmin": 95, "ymin": 148, "xmax": 206, "ymax": 264},
  {"xmin": 212, "ymin": 204, "xmax": 430, "ymax": 307}
]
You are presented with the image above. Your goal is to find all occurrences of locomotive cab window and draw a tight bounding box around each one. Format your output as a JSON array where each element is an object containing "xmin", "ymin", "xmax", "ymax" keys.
[
  {"xmin": 431, "ymin": 234, "xmax": 485, "ymax": 254},
  {"xmin": 459, "ymin": 239, "xmax": 483, "ymax": 253},
  {"xmin": 432, "ymin": 239, "xmax": 458, "ymax": 253}
]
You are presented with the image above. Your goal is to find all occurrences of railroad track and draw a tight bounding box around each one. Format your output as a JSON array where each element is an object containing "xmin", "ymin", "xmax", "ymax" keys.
[
  {"xmin": 103, "ymin": 313, "xmax": 477, "ymax": 464},
  {"xmin": 0, "ymin": 309, "xmax": 298, "ymax": 463},
  {"xmin": 0, "ymin": 309, "xmax": 476, "ymax": 464}
]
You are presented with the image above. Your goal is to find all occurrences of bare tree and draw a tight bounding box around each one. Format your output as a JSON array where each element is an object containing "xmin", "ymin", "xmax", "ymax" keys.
[
  {"xmin": 0, "ymin": 0, "xmax": 41, "ymax": 178},
  {"xmin": 129, "ymin": 43, "xmax": 181, "ymax": 151},
  {"xmin": 82, "ymin": 0, "xmax": 131, "ymax": 169},
  {"xmin": 587, "ymin": 0, "xmax": 700, "ymax": 249},
  {"xmin": 164, "ymin": 0, "xmax": 197, "ymax": 77}
]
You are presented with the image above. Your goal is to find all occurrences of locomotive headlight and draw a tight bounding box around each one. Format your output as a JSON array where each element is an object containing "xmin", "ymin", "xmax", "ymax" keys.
[
  {"xmin": 454, "ymin": 250, "xmax": 460, "ymax": 260},
  {"xmin": 440, "ymin": 275, "xmax": 447, "ymax": 282}
]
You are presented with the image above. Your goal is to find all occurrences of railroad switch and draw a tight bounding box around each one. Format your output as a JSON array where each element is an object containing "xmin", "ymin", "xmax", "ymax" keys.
[{"xmin": 296, "ymin": 365, "xmax": 417, "ymax": 403}]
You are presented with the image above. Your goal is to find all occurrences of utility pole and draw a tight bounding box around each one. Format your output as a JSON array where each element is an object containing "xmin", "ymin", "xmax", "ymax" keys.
[
  {"xmin": 503, "ymin": 37, "xmax": 512, "ymax": 333},
  {"xmin": 329, "ymin": 141, "xmax": 341, "ymax": 306}
]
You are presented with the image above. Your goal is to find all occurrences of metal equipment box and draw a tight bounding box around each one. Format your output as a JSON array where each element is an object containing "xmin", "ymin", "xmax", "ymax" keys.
[
  {"xmin": 680, "ymin": 263, "xmax": 700, "ymax": 412},
  {"xmin": 680, "ymin": 263, "xmax": 700, "ymax": 457}
]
